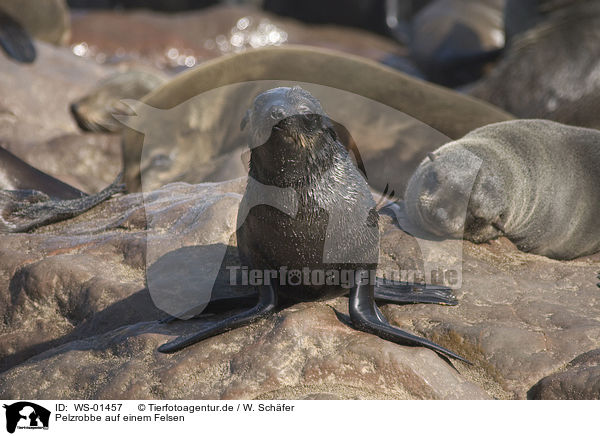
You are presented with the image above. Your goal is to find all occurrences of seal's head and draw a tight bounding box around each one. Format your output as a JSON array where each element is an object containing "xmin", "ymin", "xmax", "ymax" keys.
[
  {"xmin": 70, "ymin": 71, "xmax": 165, "ymax": 133},
  {"xmin": 241, "ymin": 86, "xmax": 327, "ymax": 149},
  {"xmin": 404, "ymin": 144, "xmax": 507, "ymax": 242},
  {"xmin": 242, "ymin": 86, "xmax": 343, "ymax": 186}
]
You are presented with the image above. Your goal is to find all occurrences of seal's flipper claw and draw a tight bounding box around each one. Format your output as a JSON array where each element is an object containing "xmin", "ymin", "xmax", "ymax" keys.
[
  {"xmin": 374, "ymin": 277, "xmax": 458, "ymax": 306},
  {"xmin": 158, "ymin": 286, "xmax": 277, "ymax": 353},
  {"xmin": 350, "ymin": 272, "xmax": 470, "ymax": 364},
  {"xmin": 0, "ymin": 10, "xmax": 36, "ymax": 63}
]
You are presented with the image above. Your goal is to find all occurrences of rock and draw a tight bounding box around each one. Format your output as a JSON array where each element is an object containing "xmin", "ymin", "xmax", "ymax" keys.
[
  {"xmin": 69, "ymin": 5, "xmax": 407, "ymax": 71},
  {"xmin": 0, "ymin": 42, "xmax": 109, "ymax": 146},
  {"xmin": 0, "ymin": 0, "xmax": 70, "ymax": 46},
  {"xmin": 378, "ymin": 217, "xmax": 600, "ymax": 399},
  {"xmin": 528, "ymin": 349, "xmax": 600, "ymax": 399},
  {"xmin": 0, "ymin": 179, "xmax": 598, "ymax": 399},
  {"xmin": 0, "ymin": 42, "xmax": 121, "ymax": 193},
  {"xmin": 0, "ymin": 180, "xmax": 487, "ymax": 399},
  {"xmin": 35, "ymin": 133, "xmax": 122, "ymax": 194}
]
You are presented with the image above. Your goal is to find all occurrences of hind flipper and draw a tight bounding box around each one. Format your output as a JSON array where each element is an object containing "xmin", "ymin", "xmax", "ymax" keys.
[{"xmin": 0, "ymin": 175, "xmax": 125, "ymax": 233}]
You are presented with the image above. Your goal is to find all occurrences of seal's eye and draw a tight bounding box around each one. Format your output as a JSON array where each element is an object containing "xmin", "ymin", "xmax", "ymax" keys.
[
  {"xmin": 298, "ymin": 105, "xmax": 312, "ymax": 114},
  {"xmin": 270, "ymin": 106, "xmax": 285, "ymax": 120}
]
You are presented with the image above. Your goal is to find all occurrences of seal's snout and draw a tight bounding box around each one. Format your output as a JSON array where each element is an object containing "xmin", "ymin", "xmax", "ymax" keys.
[
  {"xmin": 272, "ymin": 114, "xmax": 322, "ymax": 139},
  {"xmin": 270, "ymin": 105, "xmax": 286, "ymax": 121}
]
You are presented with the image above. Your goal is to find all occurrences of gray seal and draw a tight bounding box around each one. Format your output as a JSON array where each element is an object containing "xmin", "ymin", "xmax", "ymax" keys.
[{"xmin": 404, "ymin": 119, "xmax": 600, "ymax": 260}]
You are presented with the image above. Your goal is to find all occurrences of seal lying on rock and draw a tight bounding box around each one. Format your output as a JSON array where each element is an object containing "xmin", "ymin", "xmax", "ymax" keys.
[
  {"xmin": 158, "ymin": 86, "xmax": 469, "ymax": 363},
  {"xmin": 403, "ymin": 119, "xmax": 600, "ymax": 260},
  {"xmin": 71, "ymin": 70, "xmax": 167, "ymax": 133},
  {"xmin": 0, "ymin": 146, "xmax": 124, "ymax": 232}
]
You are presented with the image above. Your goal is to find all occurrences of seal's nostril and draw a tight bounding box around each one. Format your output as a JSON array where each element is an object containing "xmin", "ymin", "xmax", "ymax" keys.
[{"xmin": 270, "ymin": 106, "xmax": 285, "ymax": 120}]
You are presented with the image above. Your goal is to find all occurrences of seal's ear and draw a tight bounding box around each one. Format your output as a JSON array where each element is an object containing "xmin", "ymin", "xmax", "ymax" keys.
[{"xmin": 240, "ymin": 110, "xmax": 250, "ymax": 131}]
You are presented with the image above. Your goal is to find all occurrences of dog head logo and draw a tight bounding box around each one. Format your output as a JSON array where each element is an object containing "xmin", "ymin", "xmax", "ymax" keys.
[{"xmin": 3, "ymin": 402, "xmax": 50, "ymax": 434}]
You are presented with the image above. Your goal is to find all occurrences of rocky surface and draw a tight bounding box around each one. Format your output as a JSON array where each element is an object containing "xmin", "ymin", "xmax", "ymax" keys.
[
  {"xmin": 0, "ymin": 42, "xmax": 121, "ymax": 193},
  {"xmin": 1, "ymin": 5, "xmax": 598, "ymax": 401},
  {"xmin": 69, "ymin": 5, "xmax": 407, "ymax": 71},
  {"xmin": 0, "ymin": 179, "xmax": 598, "ymax": 400}
]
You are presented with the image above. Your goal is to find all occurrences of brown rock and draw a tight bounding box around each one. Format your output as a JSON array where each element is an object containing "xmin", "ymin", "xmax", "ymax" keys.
[
  {"xmin": 379, "ymin": 215, "xmax": 600, "ymax": 399},
  {"xmin": 0, "ymin": 179, "xmax": 598, "ymax": 399},
  {"xmin": 0, "ymin": 42, "xmax": 121, "ymax": 192},
  {"xmin": 0, "ymin": 180, "xmax": 488, "ymax": 399},
  {"xmin": 69, "ymin": 5, "xmax": 406, "ymax": 71}
]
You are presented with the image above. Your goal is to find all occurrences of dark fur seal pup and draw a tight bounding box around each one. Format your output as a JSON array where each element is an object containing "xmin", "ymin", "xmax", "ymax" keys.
[
  {"xmin": 0, "ymin": 145, "xmax": 124, "ymax": 232},
  {"xmin": 404, "ymin": 119, "xmax": 600, "ymax": 260},
  {"xmin": 71, "ymin": 71, "xmax": 167, "ymax": 133},
  {"xmin": 158, "ymin": 86, "xmax": 468, "ymax": 363}
]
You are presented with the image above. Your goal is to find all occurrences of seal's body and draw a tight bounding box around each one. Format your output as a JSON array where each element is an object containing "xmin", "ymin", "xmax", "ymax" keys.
[
  {"xmin": 237, "ymin": 87, "xmax": 379, "ymax": 303},
  {"xmin": 471, "ymin": 0, "xmax": 600, "ymax": 129},
  {"xmin": 158, "ymin": 87, "xmax": 467, "ymax": 363},
  {"xmin": 404, "ymin": 120, "xmax": 600, "ymax": 260}
]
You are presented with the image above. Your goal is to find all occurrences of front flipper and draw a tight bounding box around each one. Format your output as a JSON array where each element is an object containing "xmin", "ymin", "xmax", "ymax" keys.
[
  {"xmin": 350, "ymin": 271, "xmax": 470, "ymax": 364},
  {"xmin": 374, "ymin": 277, "xmax": 458, "ymax": 306},
  {"xmin": 158, "ymin": 285, "xmax": 277, "ymax": 353},
  {"xmin": 0, "ymin": 175, "xmax": 125, "ymax": 233}
]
